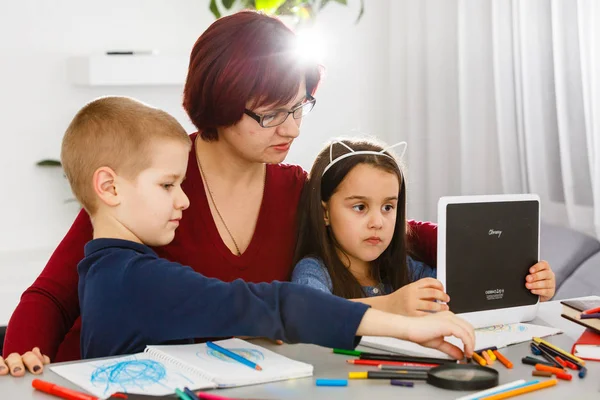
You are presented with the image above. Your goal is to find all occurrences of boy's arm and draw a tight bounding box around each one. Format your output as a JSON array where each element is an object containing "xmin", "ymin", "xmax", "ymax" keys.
[
  {"xmin": 124, "ymin": 258, "xmax": 369, "ymax": 350},
  {"xmin": 119, "ymin": 259, "xmax": 475, "ymax": 358},
  {"xmin": 3, "ymin": 209, "xmax": 91, "ymax": 360}
]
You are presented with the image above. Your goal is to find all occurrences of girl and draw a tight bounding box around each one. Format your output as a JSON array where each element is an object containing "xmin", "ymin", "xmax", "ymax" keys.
[{"xmin": 292, "ymin": 138, "xmax": 556, "ymax": 316}]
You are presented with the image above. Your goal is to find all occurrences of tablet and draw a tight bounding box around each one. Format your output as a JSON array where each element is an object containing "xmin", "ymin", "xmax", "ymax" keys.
[{"xmin": 437, "ymin": 194, "xmax": 540, "ymax": 328}]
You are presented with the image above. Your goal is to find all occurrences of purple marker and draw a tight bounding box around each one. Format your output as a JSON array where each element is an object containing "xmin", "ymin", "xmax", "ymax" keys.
[{"xmin": 391, "ymin": 379, "xmax": 415, "ymax": 387}]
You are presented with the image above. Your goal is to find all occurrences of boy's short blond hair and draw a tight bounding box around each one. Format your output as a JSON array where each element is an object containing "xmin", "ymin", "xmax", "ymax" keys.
[{"xmin": 61, "ymin": 96, "xmax": 192, "ymax": 214}]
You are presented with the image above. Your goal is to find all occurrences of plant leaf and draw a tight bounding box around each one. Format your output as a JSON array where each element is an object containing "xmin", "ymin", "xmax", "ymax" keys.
[
  {"xmin": 333, "ymin": 0, "xmax": 348, "ymax": 5},
  {"xmin": 209, "ymin": 0, "xmax": 222, "ymax": 19},
  {"xmin": 222, "ymin": 0, "xmax": 237, "ymax": 9},
  {"xmin": 36, "ymin": 159, "xmax": 62, "ymax": 167},
  {"xmin": 355, "ymin": 0, "xmax": 364, "ymax": 23},
  {"xmin": 255, "ymin": 0, "xmax": 287, "ymax": 13}
]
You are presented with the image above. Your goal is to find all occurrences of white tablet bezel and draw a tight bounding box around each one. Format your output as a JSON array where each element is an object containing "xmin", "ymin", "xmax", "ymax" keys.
[{"xmin": 436, "ymin": 194, "xmax": 541, "ymax": 328}]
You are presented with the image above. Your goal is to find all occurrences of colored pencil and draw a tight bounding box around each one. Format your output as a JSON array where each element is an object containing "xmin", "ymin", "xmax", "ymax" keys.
[
  {"xmin": 346, "ymin": 359, "xmax": 438, "ymax": 367},
  {"xmin": 349, "ymin": 371, "xmax": 428, "ymax": 380},
  {"xmin": 537, "ymin": 342, "xmax": 584, "ymax": 369},
  {"xmin": 455, "ymin": 379, "xmax": 528, "ymax": 400},
  {"xmin": 379, "ymin": 364, "xmax": 432, "ymax": 371},
  {"xmin": 206, "ymin": 341, "xmax": 262, "ymax": 371},
  {"xmin": 532, "ymin": 337, "xmax": 585, "ymax": 365},
  {"xmin": 360, "ymin": 352, "xmax": 453, "ymax": 365},
  {"xmin": 480, "ymin": 379, "xmax": 557, "ymax": 400}
]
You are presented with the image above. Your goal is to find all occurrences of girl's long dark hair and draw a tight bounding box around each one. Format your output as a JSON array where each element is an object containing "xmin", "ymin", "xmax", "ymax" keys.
[{"xmin": 293, "ymin": 139, "xmax": 411, "ymax": 299}]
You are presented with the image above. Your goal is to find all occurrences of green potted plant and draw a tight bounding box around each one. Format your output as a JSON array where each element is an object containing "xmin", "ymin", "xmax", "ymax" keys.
[{"xmin": 209, "ymin": 0, "xmax": 364, "ymax": 24}]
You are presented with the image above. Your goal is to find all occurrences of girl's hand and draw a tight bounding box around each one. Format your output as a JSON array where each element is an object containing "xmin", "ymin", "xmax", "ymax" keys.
[
  {"xmin": 525, "ymin": 260, "xmax": 555, "ymax": 302},
  {"xmin": 387, "ymin": 278, "xmax": 450, "ymax": 316},
  {"xmin": 0, "ymin": 347, "xmax": 50, "ymax": 377}
]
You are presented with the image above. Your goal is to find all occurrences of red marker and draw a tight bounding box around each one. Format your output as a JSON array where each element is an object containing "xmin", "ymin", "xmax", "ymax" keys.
[{"xmin": 32, "ymin": 379, "xmax": 98, "ymax": 400}]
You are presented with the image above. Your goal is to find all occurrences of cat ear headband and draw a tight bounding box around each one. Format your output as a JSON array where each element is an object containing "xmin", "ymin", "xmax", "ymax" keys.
[{"xmin": 322, "ymin": 140, "xmax": 407, "ymax": 177}]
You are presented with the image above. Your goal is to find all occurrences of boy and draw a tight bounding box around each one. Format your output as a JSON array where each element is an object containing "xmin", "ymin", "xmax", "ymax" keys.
[{"xmin": 62, "ymin": 96, "xmax": 474, "ymax": 359}]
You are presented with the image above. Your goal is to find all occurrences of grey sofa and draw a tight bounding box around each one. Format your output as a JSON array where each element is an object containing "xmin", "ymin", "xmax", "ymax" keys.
[{"xmin": 541, "ymin": 222, "xmax": 600, "ymax": 299}]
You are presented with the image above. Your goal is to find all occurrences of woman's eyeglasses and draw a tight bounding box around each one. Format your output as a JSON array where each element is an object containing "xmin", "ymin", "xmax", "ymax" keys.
[{"xmin": 244, "ymin": 95, "xmax": 316, "ymax": 128}]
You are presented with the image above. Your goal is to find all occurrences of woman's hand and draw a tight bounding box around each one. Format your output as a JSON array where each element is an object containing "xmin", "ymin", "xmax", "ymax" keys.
[
  {"xmin": 386, "ymin": 278, "xmax": 450, "ymax": 316},
  {"xmin": 0, "ymin": 347, "xmax": 50, "ymax": 377},
  {"xmin": 525, "ymin": 260, "xmax": 555, "ymax": 302}
]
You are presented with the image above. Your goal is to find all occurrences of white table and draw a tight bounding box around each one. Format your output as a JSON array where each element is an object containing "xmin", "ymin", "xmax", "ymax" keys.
[{"xmin": 1, "ymin": 297, "xmax": 598, "ymax": 399}]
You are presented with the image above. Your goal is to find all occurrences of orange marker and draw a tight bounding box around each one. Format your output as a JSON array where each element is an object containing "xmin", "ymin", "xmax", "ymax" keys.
[
  {"xmin": 535, "ymin": 364, "xmax": 565, "ymax": 375},
  {"xmin": 493, "ymin": 350, "xmax": 513, "ymax": 369},
  {"xmin": 472, "ymin": 352, "xmax": 487, "ymax": 366},
  {"xmin": 482, "ymin": 350, "xmax": 493, "ymax": 365},
  {"xmin": 482, "ymin": 379, "xmax": 557, "ymax": 400}
]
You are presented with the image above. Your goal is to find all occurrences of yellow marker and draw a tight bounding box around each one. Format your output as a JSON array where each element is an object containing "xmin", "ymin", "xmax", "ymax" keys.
[
  {"xmin": 472, "ymin": 352, "xmax": 487, "ymax": 366},
  {"xmin": 533, "ymin": 337, "xmax": 585, "ymax": 366},
  {"xmin": 481, "ymin": 350, "xmax": 493, "ymax": 365},
  {"xmin": 487, "ymin": 349, "xmax": 497, "ymax": 361},
  {"xmin": 348, "ymin": 372, "xmax": 368, "ymax": 379}
]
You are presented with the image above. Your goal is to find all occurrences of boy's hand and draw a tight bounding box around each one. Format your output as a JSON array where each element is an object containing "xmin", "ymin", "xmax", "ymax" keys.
[
  {"xmin": 0, "ymin": 347, "xmax": 50, "ymax": 377},
  {"xmin": 525, "ymin": 260, "xmax": 555, "ymax": 302},
  {"xmin": 405, "ymin": 311, "xmax": 475, "ymax": 359},
  {"xmin": 387, "ymin": 278, "xmax": 450, "ymax": 316}
]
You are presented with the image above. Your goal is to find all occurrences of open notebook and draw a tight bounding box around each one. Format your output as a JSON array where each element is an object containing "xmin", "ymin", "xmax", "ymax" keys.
[
  {"xmin": 360, "ymin": 323, "xmax": 561, "ymax": 359},
  {"xmin": 51, "ymin": 338, "xmax": 313, "ymax": 399}
]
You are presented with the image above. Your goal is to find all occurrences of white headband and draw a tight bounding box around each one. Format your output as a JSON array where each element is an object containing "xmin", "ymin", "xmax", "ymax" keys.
[{"xmin": 322, "ymin": 140, "xmax": 407, "ymax": 177}]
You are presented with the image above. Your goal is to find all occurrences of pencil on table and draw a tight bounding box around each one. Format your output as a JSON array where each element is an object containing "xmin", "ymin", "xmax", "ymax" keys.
[
  {"xmin": 480, "ymin": 379, "xmax": 557, "ymax": 400},
  {"xmin": 206, "ymin": 341, "xmax": 262, "ymax": 371}
]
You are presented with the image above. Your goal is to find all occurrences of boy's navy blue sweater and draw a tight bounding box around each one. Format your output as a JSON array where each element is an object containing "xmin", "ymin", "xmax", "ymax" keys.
[{"xmin": 78, "ymin": 239, "xmax": 370, "ymax": 359}]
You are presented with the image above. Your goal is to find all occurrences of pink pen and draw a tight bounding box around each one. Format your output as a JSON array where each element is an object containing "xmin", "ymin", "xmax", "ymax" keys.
[{"xmin": 196, "ymin": 392, "xmax": 237, "ymax": 400}]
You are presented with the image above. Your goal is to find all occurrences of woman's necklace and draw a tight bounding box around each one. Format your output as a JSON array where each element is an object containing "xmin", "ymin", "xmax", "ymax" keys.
[
  {"xmin": 196, "ymin": 158, "xmax": 242, "ymax": 256},
  {"xmin": 194, "ymin": 136, "xmax": 265, "ymax": 257}
]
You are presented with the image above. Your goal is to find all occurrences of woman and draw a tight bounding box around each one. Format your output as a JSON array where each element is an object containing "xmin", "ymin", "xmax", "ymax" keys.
[{"xmin": 1, "ymin": 10, "xmax": 443, "ymax": 376}]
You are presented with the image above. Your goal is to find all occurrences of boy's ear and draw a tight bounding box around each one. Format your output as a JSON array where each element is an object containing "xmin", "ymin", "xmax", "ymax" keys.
[
  {"xmin": 93, "ymin": 167, "xmax": 120, "ymax": 207},
  {"xmin": 321, "ymin": 200, "xmax": 330, "ymax": 226}
]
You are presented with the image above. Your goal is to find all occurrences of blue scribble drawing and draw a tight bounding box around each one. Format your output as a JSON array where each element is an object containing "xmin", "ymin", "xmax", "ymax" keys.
[
  {"xmin": 200, "ymin": 348, "xmax": 265, "ymax": 364},
  {"xmin": 90, "ymin": 357, "xmax": 192, "ymax": 395}
]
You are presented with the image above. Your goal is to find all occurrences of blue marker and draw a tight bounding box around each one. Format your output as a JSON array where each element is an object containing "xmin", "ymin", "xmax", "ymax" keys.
[{"xmin": 316, "ymin": 378, "xmax": 348, "ymax": 387}]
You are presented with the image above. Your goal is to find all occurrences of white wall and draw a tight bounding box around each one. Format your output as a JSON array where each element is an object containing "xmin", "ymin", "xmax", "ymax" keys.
[{"xmin": 0, "ymin": 0, "xmax": 392, "ymax": 257}]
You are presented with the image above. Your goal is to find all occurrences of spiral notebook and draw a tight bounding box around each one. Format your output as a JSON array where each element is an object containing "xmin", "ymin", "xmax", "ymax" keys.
[{"xmin": 51, "ymin": 338, "xmax": 313, "ymax": 399}]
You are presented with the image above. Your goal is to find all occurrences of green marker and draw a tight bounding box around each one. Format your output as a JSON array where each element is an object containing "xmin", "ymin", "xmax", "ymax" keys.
[
  {"xmin": 174, "ymin": 388, "xmax": 193, "ymax": 400},
  {"xmin": 333, "ymin": 348, "xmax": 362, "ymax": 356}
]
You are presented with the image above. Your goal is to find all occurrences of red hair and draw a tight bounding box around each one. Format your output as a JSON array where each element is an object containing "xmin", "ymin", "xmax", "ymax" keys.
[{"xmin": 183, "ymin": 11, "xmax": 322, "ymax": 141}]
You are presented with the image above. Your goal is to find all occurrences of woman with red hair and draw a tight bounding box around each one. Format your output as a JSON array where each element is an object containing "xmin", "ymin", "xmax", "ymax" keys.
[{"xmin": 1, "ymin": 10, "xmax": 441, "ymax": 376}]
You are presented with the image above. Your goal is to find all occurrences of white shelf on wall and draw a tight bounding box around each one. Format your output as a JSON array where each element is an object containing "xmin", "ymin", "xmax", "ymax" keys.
[{"xmin": 67, "ymin": 54, "xmax": 189, "ymax": 86}]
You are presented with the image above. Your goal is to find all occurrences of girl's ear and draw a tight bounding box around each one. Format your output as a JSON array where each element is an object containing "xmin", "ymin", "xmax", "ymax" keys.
[{"xmin": 321, "ymin": 200, "xmax": 330, "ymax": 226}]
